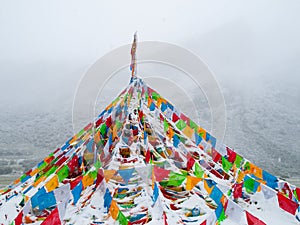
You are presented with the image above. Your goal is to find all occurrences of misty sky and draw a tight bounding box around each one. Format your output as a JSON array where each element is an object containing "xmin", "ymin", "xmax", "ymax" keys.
[{"xmin": 0, "ymin": 1, "xmax": 299, "ymax": 177}]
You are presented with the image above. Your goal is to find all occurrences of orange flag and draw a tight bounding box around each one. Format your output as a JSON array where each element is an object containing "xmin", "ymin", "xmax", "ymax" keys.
[
  {"xmin": 167, "ymin": 126, "xmax": 174, "ymax": 140},
  {"xmin": 94, "ymin": 130, "xmax": 101, "ymax": 144},
  {"xmin": 109, "ymin": 200, "xmax": 119, "ymax": 220}
]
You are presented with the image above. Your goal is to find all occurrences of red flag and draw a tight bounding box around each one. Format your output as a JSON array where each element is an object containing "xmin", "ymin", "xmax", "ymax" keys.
[
  {"xmin": 55, "ymin": 156, "xmax": 67, "ymax": 167},
  {"xmin": 105, "ymin": 116, "xmax": 112, "ymax": 128},
  {"xmin": 163, "ymin": 212, "xmax": 168, "ymax": 225},
  {"xmin": 41, "ymin": 208, "xmax": 61, "ymax": 225},
  {"xmin": 277, "ymin": 192, "xmax": 299, "ymax": 215},
  {"xmin": 282, "ymin": 183, "xmax": 293, "ymax": 199},
  {"xmin": 14, "ymin": 211, "xmax": 23, "ymax": 225},
  {"xmin": 233, "ymin": 182, "xmax": 243, "ymax": 199},
  {"xmin": 187, "ymin": 154, "xmax": 195, "ymax": 171},
  {"xmin": 212, "ymin": 148, "xmax": 221, "ymax": 163},
  {"xmin": 70, "ymin": 175, "xmax": 83, "ymax": 190},
  {"xmin": 180, "ymin": 113, "xmax": 189, "ymax": 124},
  {"xmin": 95, "ymin": 169, "xmax": 104, "ymax": 188},
  {"xmin": 145, "ymin": 149, "xmax": 151, "ymax": 163},
  {"xmin": 95, "ymin": 117, "xmax": 103, "ymax": 128},
  {"xmin": 295, "ymin": 187, "xmax": 300, "ymax": 201},
  {"xmin": 199, "ymin": 220, "xmax": 206, "ymax": 225},
  {"xmin": 159, "ymin": 113, "xmax": 164, "ymax": 122},
  {"xmin": 172, "ymin": 113, "xmax": 180, "ymax": 123},
  {"xmin": 139, "ymin": 110, "xmax": 144, "ymax": 121},
  {"xmin": 68, "ymin": 155, "xmax": 79, "ymax": 174},
  {"xmin": 153, "ymin": 166, "xmax": 170, "ymax": 182},
  {"xmin": 84, "ymin": 122, "xmax": 93, "ymax": 131},
  {"xmin": 245, "ymin": 211, "xmax": 266, "ymax": 225},
  {"xmin": 226, "ymin": 147, "xmax": 236, "ymax": 163}
]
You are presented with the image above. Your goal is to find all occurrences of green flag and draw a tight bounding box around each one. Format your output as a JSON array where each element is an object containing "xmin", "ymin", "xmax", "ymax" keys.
[
  {"xmin": 189, "ymin": 120, "xmax": 198, "ymax": 130},
  {"xmin": 218, "ymin": 208, "xmax": 226, "ymax": 222},
  {"xmin": 294, "ymin": 190, "xmax": 299, "ymax": 201},
  {"xmin": 38, "ymin": 161, "xmax": 47, "ymax": 170},
  {"xmin": 116, "ymin": 120, "xmax": 122, "ymax": 130},
  {"xmin": 94, "ymin": 161, "xmax": 102, "ymax": 170},
  {"xmin": 167, "ymin": 171, "xmax": 186, "ymax": 187},
  {"xmin": 244, "ymin": 177, "xmax": 255, "ymax": 193},
  {"xmin": 117, "ymin": 211, "xmax": 128, "ymax": 225},
  {"xmin": 89, "ymin": 170, "xmax": 98, "ymax": 179},
  {"xmin": 100, "ymin": 123, "xmax": 107, "ymax": 136},
  {"xmin": 45, "ymin": 166, "xmax": 58, "ymax": 177},
  {"xmin": 57, "ymin": 165, "xmax": 69, "ymax": 182},
  {"xmin": 152, "ymin": 92, "xmax": 160, "ymax": 101},
  {"xmin": 234, "ymin": 154, "xmax": 243, "ymax": 168},
  {"xmin": 243, "ymin": 161, "xmax": 251, "ymax": 171},
  {"xmin": 222, "ymin": 157, "xmax": 232, "ymax": 173},
  {"xmin": 78, "ymin": 128, "xmax": 85, "ymax": 137},
  {"xmin": 20, "ymin": 174, "xmax": 27, "ymax": 182},
  {"xmin": 163, "ymin": 119, "xmax": 169, "ymax": 132},
  {"xmin": 176, "ymin": 119, "xmax": 187, "ymax": 130},
  {"xmin": 194, "ymin": 163, "xmax": 204, "ymax": 178},
  {"xmin": 179, "ymin": 136, "xmax": 186, "ymax": 144}
]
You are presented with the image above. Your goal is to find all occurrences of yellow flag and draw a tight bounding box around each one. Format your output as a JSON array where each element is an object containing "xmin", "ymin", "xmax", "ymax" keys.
[
  {"xmin": 25, "ymin": 195, "xmax": 30, "ymax": 203},
  {"xmin": 69, "ymin": 136, "xmax": 77, "ymax": 145},
  {"xmin": 82, "ymin": 132, "xmax": 91, "ymax": 141},
  {"xmin": 112, "ymin": 125, "xmax": 117, "ymax": 140},
  {"xmin": 33, "ymin": 176, "xmax": 46, "ymax": 187},
  {"xmin": 237, "ymin": 170, "xmax": 245, "ymax": 183},
  {"xmin": 82, "ymin": 173, "xmax": 94, "ymax": 188},
  {"xmin": 186, "ymin": 176, "xmax": 202, "ymax": 191},
  {"xmin": 157, "ymin": 97, "xmax": 162, "ymax": 108},
  {"xmin": 183, "ymin": 126, "xmax": 194, "ymax": 139},
  {"xmin": 29, "ymin": 168, "xmax": 39, "ymax": 177},
  {"xmin": 45, "ymin": 175, "xmax": 59, "ymax": 192},
  {"xmin": 204, "ymin": 179, "xmax": 214, "ymax": 194},
  {"xmin": 104, "ymin": 170, "xmax": 116, "ymax": 182},
  {"xmin": 250, "ymin": 164, "xmax": 263, "ymax": 179},
  {"xmin": 13, "ymin": 178, "xmax": 21, "ymax": 185},
  {"xmin": 94, "ymin": 130, "xmax": 101, "ymax": 144}
]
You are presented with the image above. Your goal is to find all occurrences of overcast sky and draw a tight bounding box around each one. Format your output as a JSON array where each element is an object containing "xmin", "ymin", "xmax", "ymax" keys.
[
  {"xmin": 0, "ymin": 1, "xmax": 299, "ymax": 63},
  {"xmin": 0, "ymin": 0, "xmax": 299, "ymax": 125}
]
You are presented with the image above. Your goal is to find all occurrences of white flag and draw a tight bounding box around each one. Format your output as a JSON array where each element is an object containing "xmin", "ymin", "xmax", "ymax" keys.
[
  {"xmin": 261, "ymin": 184, "xmax": 276, "ymax": 200},
  {"xmin": 103, "ymin": 139, "xmax": 110, "ymax": 156},
  {"xmin": 54, "ymin": 183, "xmax": 71, "ymax": 204}
]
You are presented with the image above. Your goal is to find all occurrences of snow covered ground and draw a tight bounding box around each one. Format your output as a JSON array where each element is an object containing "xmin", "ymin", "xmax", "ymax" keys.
[{"xmin": 0, "ymin": 78, "xmax": 299, "ymax": 224}]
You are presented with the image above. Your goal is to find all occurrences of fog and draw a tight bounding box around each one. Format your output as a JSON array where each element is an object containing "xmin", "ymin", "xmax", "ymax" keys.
[{"xmin": 0, "ymin": 1, "xmax": 299, "ymax": 183}]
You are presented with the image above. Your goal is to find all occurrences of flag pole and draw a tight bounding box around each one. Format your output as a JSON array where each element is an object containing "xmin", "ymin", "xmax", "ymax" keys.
[{"xmin": 130, "ymin": 32, "xmax": 137, "ymax": 82}]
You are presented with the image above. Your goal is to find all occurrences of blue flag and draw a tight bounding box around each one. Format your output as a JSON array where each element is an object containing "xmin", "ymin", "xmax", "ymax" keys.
[
  {"xmin": 104, "ymin": 188, "xmax": 112, "ymax": 212},
  {"xmin": 72, "ymin": 181, "xmax": 83, "ymax": 205},
  {"xmin": 86, "ymin": 139, "xmax": 94, "ymax": 152},
  {"xmin": 173, "ymin": 134, "xmax": 180, "ymax": 147},
  {"xmin": 31, "ymin": 187, "xmax": 46, "ymax": 208},
  {"xmin": 152, "ymin": 182, "xmax": 159, "ymax": 204},
  {"xmin": 38, "ymin": 191, "xmax": 56, "ymax": 210},
  {"xmin": 118, "ymin": 168, "xmax": 135, "ymax": 184}
]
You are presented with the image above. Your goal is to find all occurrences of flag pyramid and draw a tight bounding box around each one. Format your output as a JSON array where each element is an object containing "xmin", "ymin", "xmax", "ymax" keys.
[{"xmin": 0, "ymin": 36, "xmax": 299, "ymax": 225}]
